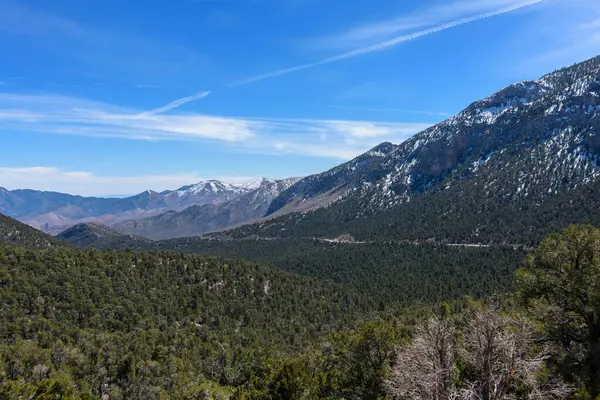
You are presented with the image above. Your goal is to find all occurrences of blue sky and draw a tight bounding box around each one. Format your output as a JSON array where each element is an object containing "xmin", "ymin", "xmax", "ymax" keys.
[{"xmin": 1, "ymin": 0, "xmax": 599, "ymax": 196}]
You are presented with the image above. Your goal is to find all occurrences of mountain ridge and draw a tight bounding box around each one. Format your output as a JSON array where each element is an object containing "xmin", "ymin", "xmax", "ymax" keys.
[
  {"xmin": 114, "ymin": 177, "xmax": 302, "ymax": 239},
  {"xmin": 0, "ymin": 178, "xmax": 261, "ymax": 234},
  {"xmin": 208, "ymin": 55, "xmax": 600, "ymax": 244},
  {"xmin": 0, "ymin": 213, "xmax": 68, "ymax": 248},
  {"xmin": 5, "ymin": 56, "xmax": 600, "ymax": 243}
]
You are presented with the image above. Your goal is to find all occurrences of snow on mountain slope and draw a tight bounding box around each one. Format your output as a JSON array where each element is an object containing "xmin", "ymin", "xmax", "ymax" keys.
[
  {"xmin": 163, "ymin": 180, "xmax": 249, "ymax": 210},
  {"xmin": 207, "ymin": 55, "xmax": 600, "ymax": 243},
  {"xmin": 114, "ymin": 177, "xmax": 302, "ymax": 239},
  {"xmin": 265, "ymin": 142, "xmax": 399, "ymax": 216},
  {"xmin": 1, "ymin": 179, "xmax": 252, "ymax": 233},
  {"xmin": 241, "ymin": 178, "xmax": 277, "ymax": 191},
  {"xmin": 346, "ymin": 56, "xmax": 600, "ymax": 211}
]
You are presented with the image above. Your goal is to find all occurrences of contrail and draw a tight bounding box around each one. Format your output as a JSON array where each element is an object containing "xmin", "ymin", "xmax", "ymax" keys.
[
  {"xmin": 141, "ymin": 91, "xmax": 211, "ymax": 116},
  {"xmin": 229, "ymin": 0, "xmax": 545, "ymax": 87}
]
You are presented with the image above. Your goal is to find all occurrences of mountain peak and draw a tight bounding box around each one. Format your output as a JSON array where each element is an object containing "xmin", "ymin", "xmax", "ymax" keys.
[
  {"xmin": 174, "ymin": 180, "xmax": 243, "ymax": 195},
  {"xmin": 131, "ymin": 189, "xmax": 161, "ymax": 199},
  {"xmin": 364, "ymin": 142, "xmax": 398, "ymax": 158},
  {"xmin": 242, "ymin": 177, "xmax": 276, "ymax": 190}
]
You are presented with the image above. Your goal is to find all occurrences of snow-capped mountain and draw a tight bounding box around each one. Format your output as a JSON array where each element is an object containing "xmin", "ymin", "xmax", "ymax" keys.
[
  {"xmin": 272, "ymin": 56, "xmax": 600, "ymax": 214},
  {"xmin": 241, "ymin": 177, "xmax": 278, "ymax": 191},
  {"xmin": 8, "ymin": 55, "xmax": 600, "ymax": 244},
  {"xmin": 114, "ymin": 177, "xmax": 301, "ymax": 239},
  {"xmin": 348, "ymin": 55, "xmax": 600, "ymax": 211},
  {"xmin": 0, "ymin": 179, "xmax": 251, "ymax": 233},
  {"xmin": 214, "ymin": 55, "xmax": 600, "ymax": 244},
  {"xmin": 162, "ymin": 180, "xmax": 249, "ymax": 210}
]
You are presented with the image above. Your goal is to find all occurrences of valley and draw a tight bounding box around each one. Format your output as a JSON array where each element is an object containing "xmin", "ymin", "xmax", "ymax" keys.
[{"xmin": 1, "ymin": 55, "xmax": 600, "ymax": 399}]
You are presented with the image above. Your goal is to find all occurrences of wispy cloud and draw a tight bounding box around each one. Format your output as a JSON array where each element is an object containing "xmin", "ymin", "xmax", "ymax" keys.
[
  {"xmin": 0, "ymin": 93, "xmax": 431, "ymax": 160},
  {"xmin": 0, "ymin": 93, "xmax": 251, "ymax": 142},
  {"xmin": 0, "ymin": 166, "xmax": 257, "ymax": 196},
  {"xmin": 313, "ymin": 0, "xmax": 536, "ymax": 51},
  {"xmin": 230, "ymin": 0, "xmax": 545, "ymax": 86},
  {"xmin": 141, "ymin": 91, "xmax": 211, "ymax": 116}
]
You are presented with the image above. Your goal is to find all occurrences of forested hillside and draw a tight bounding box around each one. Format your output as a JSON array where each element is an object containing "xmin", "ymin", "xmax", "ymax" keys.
[
  {"xmin": 2, "ymin": 225, "xmax": 600, "ymax": 399},
  {"xmin": 0, "ymin": 244, "xmax": 373, "ymax": 398},
  {"xmin": 157, "ymin": 237, "xmax": 527, "ymax": 307},
  {"xmin": 59, "ymin": 222, "xmax": 528, "ymax": 308},
  {"xmin": 0, "ymin": 213, "xmax": 67, "ymax": 249},
  {"xmin": 57, "ymin": 223, "xmax": 153, "ymax": 250},
  {"xmin": 219, "ymin": 169, "xmax": 600, "ymax": 247}
]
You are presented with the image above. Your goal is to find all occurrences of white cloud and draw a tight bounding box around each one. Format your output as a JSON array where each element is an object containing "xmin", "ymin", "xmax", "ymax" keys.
[
  {"xmin": 266, "ymin": 142, "xmax": 361, "ymax": 160},
  {"xmin": 0, "ymin": 93, "xmax": 431, "ymax": 160},
  {"xmin": 578, "ymin": 17, "xmax": 600, "ymax": 30},
  {"xmin": 314, "ymin": 0, "xmax": 535, "ymax": 51},
  {"xmin": 322, "ymin": 120, "xmax": 421, "ymax": 138},
  {"xmin": 142, "ymin": 91, "xmax": 211, "ymax": 116},
  {"xmin": 0, "ymin": 166, "xmax": 257, "ymax": 197},
  {"xmin": 0, "ymin": 93, "xmax": 253, "ymax": 142},
  {"xmin": 230, "ymin": 0, "xmax": 545, "ymax": 86}
]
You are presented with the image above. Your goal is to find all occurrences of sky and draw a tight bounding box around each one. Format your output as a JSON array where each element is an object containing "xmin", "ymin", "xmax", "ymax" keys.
[{"xmin": 1, "ymin": 0, "xmax": 599, "ymax": 196}]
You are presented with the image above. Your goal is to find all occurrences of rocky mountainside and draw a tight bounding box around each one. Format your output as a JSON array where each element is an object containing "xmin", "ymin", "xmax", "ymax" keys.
[
  {"xmin": 213, "ymin": 56, "xmax": 600, "ymax": 245},
  {"xmin": 114, "ymin": 177, "xmax": 301, "ymax": 239},
  {"xmin": 0, "ymin": 180, "xmax": 252, "ymax": 234},
  {"xmin": 264, "ymin": 142, "xmax": 398, "ymax": 216},
  {"xmin": 110, "ymin": 143, "xmax": 401, "ymax": 240},
  {"xmin": 352, "ymin": 57, "xmax": 600, "ymax": 211},
  {"xmin": 0, "ymin": 213, "xmax": 67, "ymax": 248}
]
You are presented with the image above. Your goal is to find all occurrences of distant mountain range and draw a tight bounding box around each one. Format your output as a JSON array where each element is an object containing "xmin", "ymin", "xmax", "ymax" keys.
[
  {"xmin": 0, "ymin": 180, "xmax": 259, "ymax": 234},
  {"xmin": 112, "ymin": 178, "xmax": 303, "ymax": 239},
  {"xmin": 4, "ymin": 55, "xmax": 600, "ymax": 243}
]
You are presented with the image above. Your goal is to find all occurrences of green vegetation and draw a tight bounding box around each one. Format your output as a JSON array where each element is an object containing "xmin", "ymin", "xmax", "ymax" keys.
[
  {"xmin": 159, "ymin": 238, "xmax": 526, "ymax": 307},
  {"xmin": 0, "ymin": 214, "xmax": 67, "ymax": 249},
  {"xmin": 57, "ymin": 223, "xmax": 153, "ymax": 250},
  {"xmin": 517, "ymin": 224, "xmax": 600, "ymax": 396},
  {"xmin": 1, "ymin": 223, "xmax": 600, "ymax": 399},
  {"xmin": 0, "ymin": 246, "xmax": 372, "ymax": 398},
  {"xmin": 218, "ymin": 168, "xmax": 600, "ymax": 248}
]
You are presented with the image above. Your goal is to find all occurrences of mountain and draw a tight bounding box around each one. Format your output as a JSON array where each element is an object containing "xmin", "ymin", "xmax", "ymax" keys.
[
  {"xmin": 0, "ymin": 179, "xmax": 251, "ymax": 234},
  {"xmin": 213, "ymin": 56, "xmax": 600, "ymax": 245},
  {"xmin": 111, "ymin": 143, "xmax": 399, "ymax": 240},
  {"xmin": 0, "ymin": 212, "xmax": 67, "ymax": 248},
  {"xmin": 264, "ymin": 142, "xmax": 399, "ymax": 216},
  {"xmin": 56, "ymin": 223, "xmax": 153, "ymax": 250},
  {"xmin": 161, "ymin": 180, "xmax": 249, "ymax": 209},
  {"xmin": 114, "ymin": 177, "xmax": 301, "ymax": 239}
]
